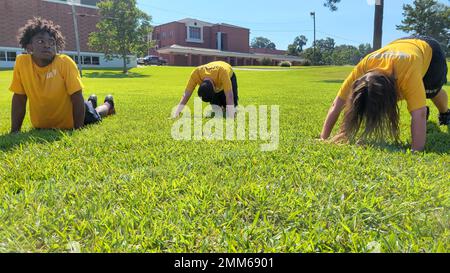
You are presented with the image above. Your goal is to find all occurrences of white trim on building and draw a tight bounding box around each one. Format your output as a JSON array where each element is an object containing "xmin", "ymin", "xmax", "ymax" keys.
[
  {"xmin": 158, "ymin": 44, "xmax": 304, "ymax": 63},
  {"xmin": 0, "ymin": 47, "xmax": 137, "ymax": 69},
  {"xmin": 43, "ymin": 0, "xmax": 99, "ymax": 9}
]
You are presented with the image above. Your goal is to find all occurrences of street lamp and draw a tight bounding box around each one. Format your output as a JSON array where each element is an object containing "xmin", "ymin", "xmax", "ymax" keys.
[
  {"xmin": 69, "ymin": 0, "xmax": 82, "ymax": 77},
  {"xmin": 310, "ymin": 11, "xmax": 316, "ymax": 64}
]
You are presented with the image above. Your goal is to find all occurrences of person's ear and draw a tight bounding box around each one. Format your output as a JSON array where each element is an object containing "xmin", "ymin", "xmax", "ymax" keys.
[{"xmin": 26, "ymin": 44, "xmax": 33, "ymax": 54}]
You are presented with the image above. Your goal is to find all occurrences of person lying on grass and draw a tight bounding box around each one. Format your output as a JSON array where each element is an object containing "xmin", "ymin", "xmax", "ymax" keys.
[
  {"xmin": 172, "ymin": 61, "xmax": 238, "ymax": 119},
  {"xmin": 320, "ymin": 36, "xmax": 449, "ymax": 152},
  {"xmin": 9, "ymin": 17, "xmax": 116, "ymax": 134}
]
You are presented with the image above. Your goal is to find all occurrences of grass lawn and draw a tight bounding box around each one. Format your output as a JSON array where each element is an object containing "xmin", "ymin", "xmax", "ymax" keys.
[{"xmin": 0, "ymin": 65, "xmax": 448, "ymax": 253}]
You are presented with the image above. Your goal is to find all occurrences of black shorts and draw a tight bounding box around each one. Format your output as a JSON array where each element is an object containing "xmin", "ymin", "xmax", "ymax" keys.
[
  {"xmin": 402, "ymin": 35, "xmax": 448, "ymax": 99},
  {"xmin": 198, "ymin": 73, "xmax": 239, "ymax": 107},
  {"xmin": 84, "ymin": 101, "xmax": 102, "ymax": 125}
]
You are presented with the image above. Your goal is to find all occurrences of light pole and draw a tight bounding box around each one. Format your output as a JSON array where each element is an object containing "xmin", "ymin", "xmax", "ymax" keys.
[
  {"xmin": 70, "ymin": 0, "xmax": 82, "ymax": 77},
  {"xmin": 310, "ymin": 11, "xmax": 316, "ymax": 64},
  {"xmin": 373, "ymin": 0, "xmax": 384, "ymax": 50}
]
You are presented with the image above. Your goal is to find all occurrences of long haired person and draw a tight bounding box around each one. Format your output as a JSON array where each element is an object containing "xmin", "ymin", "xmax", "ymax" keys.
[{"xmin": 320, "ymin": 36, "xmax": 449, "ymax": 152}]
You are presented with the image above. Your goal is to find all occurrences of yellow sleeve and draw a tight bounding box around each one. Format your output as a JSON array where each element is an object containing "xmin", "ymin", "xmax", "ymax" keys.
[
  {"xmin": 220, "ymin": 68, "xmax": 232, "ymax": 93},
  {"xmin": 401, "ymin": 70, "xmax": 427, "ymax": 112},
  {"xmin": 64, "ymin": 56, "xmax": 84, "ymax": 95},
  {"xmin": 337, "ymin": 62, "xmax": 366, "ymax": 100},
  {"xmin": 185, "ymin": 69, "xmax": 201, "ymax": 92},
  {"xmin": 9, "ymin": 58, "xmax": 26, "ymax": 95}
]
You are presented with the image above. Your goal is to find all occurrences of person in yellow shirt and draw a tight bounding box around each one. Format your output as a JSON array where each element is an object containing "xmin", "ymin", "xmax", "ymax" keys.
[
  {"xmin": 9, "ymin": 17, "xmax": 116, "ymax": 133},
  {"xmin": 320, "ymin": 36, "xmax": 449, "ymax": 152},
  {"xmin": 173, "ymin": 61, "xmax": 238, "ymax": 118}
]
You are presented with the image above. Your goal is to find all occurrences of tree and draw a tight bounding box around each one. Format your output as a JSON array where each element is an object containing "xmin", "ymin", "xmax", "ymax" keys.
[
  {"xmin": 324, "ymin": 0, "xmax": 384, "ymax": 50},
  {"xmin": 251, "ymin": 37, "xmax": 276, "ymax": 49},
  {"xmin": 287, "ymin": 35, "xmax": 308, "ymax": 56},
  {"xmin": 332, "ymin": 45, "xmax": 360, "ymax": 65},
  {"xmin": 358, "ymin": 43, "xmax": 373, "ymax": 58},
  {"xmin": 396, "ymin": 0, "xmax": 450, "ymax": 54},
  {"xmin": 323, "ymin": 0, "xmax": 341, "ymax": 11},
  {"xmin": 88, "ymin": 0, "xmax": 153, "ymax": 73},
  {"xmin": 301, "ymin": 37, "xmax": 335, "ymax": 65}
]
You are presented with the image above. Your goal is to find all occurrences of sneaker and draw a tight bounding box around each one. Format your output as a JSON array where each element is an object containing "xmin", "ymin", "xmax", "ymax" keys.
[
  {"xmin": 104, "ymin": 95, "xmax": 115, "ymax": 115},
  {"xmin": 88, "ymin": 94, "xmax": 98, "ymax": 109},
  {"xmin": 438, "ymin": 109, "xmax": 450, "ymax": 125}
]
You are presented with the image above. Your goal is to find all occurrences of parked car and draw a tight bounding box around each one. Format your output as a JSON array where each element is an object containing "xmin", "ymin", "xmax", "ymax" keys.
[{"xmin": 137, "ymin": 55, "xmax": 167, "ymax": 66}]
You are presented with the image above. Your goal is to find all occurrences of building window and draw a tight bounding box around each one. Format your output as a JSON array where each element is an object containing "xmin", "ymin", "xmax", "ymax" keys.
[
  {"xmin": 7, "ymin": 52, "xmax": 17, "ymax": 61},
  {"xmin": 0, "ymin": 51, "xmax": 6, "ymax": 61},
  {"xmin": 162, "ymin": 32, "xmax": 167, "ymax": 39},
  {"xmin": 82, "ymin": 56, "xmax": 92, "ymax": 65},
  {"xmin": 92, "ymin": 56, "xmax": 100, "ymax": 65},
  {"xmin": 69, "ymin": 55, "xmax": 79, "ymax": 64},
  {"xmin": 189, "ymin": 26, "xmax": 201, "ymax": 40}
]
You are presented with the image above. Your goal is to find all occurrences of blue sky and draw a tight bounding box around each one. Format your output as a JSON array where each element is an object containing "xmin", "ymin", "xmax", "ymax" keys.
[{"xmin": 137, "ymin": 0, "xmax": 448, "ymax": 50}]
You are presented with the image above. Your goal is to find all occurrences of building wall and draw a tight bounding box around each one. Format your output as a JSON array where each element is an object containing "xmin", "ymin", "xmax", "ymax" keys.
[
  {"xmin": 210, "ymin": 25, "xmax": 249, "ymax": 53},
  {"xmin": 153, "ymin": 21, "xmax": 250, "ymax": 54},
  {"xmin": 0, "ymin": 0, "xmax": 99, "ymax": 52}
]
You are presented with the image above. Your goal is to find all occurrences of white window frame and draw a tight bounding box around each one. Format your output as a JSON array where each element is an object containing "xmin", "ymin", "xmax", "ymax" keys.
[{"xmin": 186, "ymin": 24, "xmax": 203, "ymax": 43}]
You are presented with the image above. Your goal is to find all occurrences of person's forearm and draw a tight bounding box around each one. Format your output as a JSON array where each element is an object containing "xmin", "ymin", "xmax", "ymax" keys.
[
  {"xmin": 71, "ymin": 91, "xmax": 85, "ymax": 129},
  {"xmin": 411, "ymin": 108, "xmax": 427, "ymax": 152},
  {"xmin": 11, "ymin": 94, "xmax": 27, "ymax": 133},
  {"xmin": 320, "ymin": 97, "xmax": 346, "ymax": 139},
  {"xmin": 174, "ymin": 90, "xmax": 193, "ymax": 117},
  {"xmin": 225, "ymin": 91, "xmax": 235, "ymax": 118}
]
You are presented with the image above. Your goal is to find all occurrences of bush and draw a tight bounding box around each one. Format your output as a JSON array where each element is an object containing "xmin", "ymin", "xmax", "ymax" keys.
[
  {"xmin": 261, "ymin": 58, "xmax": 272, "ymax": 66},
  {"xmin": 298, "ymin": 59, "xmax": 311, "ymax": 66},
  {"xmin": 279, "ymin": 61, "xmax": 292, "ymax": 67}
]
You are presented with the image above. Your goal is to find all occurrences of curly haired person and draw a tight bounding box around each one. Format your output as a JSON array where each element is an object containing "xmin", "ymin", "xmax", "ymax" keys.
[{"xmin": 9, "ymin": 17, "xmax": 116, "ymax": 133}]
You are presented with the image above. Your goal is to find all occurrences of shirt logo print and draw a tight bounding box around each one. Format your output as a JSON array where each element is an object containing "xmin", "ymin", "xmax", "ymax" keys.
[{"xmin": 46, "ymin": 69, "xmax": 57, "ymax": 79}]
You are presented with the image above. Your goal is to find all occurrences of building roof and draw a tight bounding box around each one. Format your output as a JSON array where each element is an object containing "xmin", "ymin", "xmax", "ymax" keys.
[
  {"xmin": 158, "ymin": 44, "xmax": 304, "ymax": 62},
  {"xmin": 175, "ymin": 18, "xmax": 249, "ymax": 30}
]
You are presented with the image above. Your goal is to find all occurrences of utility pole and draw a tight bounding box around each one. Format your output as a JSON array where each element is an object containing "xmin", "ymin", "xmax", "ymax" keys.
[
  {"xmin": 373, "ymin": 0, "xmax": 384, "ymax": 50},
  {"xmin": 310, "ymin": 11, "xmax": 316, "ymax": 65},
  {"xmin": 70, "ymin": 0, "xmax": 82, "ymax": 77}
]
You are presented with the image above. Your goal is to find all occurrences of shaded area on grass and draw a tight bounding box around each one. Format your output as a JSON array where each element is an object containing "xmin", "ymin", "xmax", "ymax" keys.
[
  {"xmin": 364, "ymin": 122, "xmax": 449, "ymax": 154},
  {"xmin": 0, "ymin": 129, "xmax": 71, "ymax": 152},
  {"xmin": 425, "ymin": 122, "xmax": 450, "ymax": 154},
  {"xmin": 83, "ymin": 71, "xmax": 150, "ymax": 78},
  {"xmin": 320, "ymin": 79, "xmax": 344, "ymax": 84}
]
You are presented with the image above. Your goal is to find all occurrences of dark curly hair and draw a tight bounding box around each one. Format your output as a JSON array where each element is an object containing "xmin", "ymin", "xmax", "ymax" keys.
[{"xmin": 17, "ymin": 17, "xmax": 66, "ymax": 52}]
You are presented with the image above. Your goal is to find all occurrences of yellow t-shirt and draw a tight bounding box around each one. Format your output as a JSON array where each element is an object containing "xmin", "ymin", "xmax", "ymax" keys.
[
  {"xmin": 9, "ymin": 54, "xmax": 84, "ymax": 129},
  {"xmin": 337, "ymin": 38, "xmax": 433, "ymax": 112},
  {"xmin": 185, "ymin": 61, "xmax": 234, "ymax": 93}
]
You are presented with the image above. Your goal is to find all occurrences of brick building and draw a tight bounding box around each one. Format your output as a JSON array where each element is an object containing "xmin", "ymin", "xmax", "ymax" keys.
[
  {"xmin": 0, "ymin": 0, "xmax": 137, "ymax": 68},
  {"xmin": 152, "ymin": 18, "xmax": 303, "ymax": 66}
]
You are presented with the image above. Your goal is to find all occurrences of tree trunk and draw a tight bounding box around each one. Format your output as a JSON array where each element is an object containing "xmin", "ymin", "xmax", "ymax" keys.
[
  {"xmin": 122, "ymin": 54, "xmax": 128, "ymax": 74},
  {"xmin": 373, "ymin": 0, "xmax": 384, "ymax": 50}
]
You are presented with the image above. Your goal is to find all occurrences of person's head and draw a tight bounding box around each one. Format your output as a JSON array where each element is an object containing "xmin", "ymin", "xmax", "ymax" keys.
[
  {"xmin": 338, "ymin": 70, "xmax": 399, "ymax": 143},
  {"xmin": 198, "ymin": 79, "xmax": 214, "ymax": 101},
  {"xmin": 17, "ymin": 17, "xmax": 65, "ymax": 63}
]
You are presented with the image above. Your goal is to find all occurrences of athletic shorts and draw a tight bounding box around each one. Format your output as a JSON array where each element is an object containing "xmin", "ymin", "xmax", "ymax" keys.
[
  {"xmin": 402, "ymin": 35, "xmax": 448, "ymax": 99},
  {"xmin": 84, "ymin": 101, "xmax": 102, "ymax": 125}
]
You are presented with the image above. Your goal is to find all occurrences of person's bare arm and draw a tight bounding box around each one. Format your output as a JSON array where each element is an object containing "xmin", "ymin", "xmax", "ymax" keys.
[
  {"xmin": 10, "ymin": 94, "xmax": 28, "ymax": 133},
  {"xmin": 173, "ymin": 90, "xmax": 194, "ymax": 118},
  {"xmin": 320, "ymin": 97, "xmax": 346, "ymax": 139},
  {"xmin": 71, "ymin": 91, "xmax": 85, "ymax": 129},
  {"xmin": 410, "ymin": 107, "xmax": 427, "ymax": 152},
  {"xmin": 225, "ymin": 90, "xmax": 235, "ymax": 118}
]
